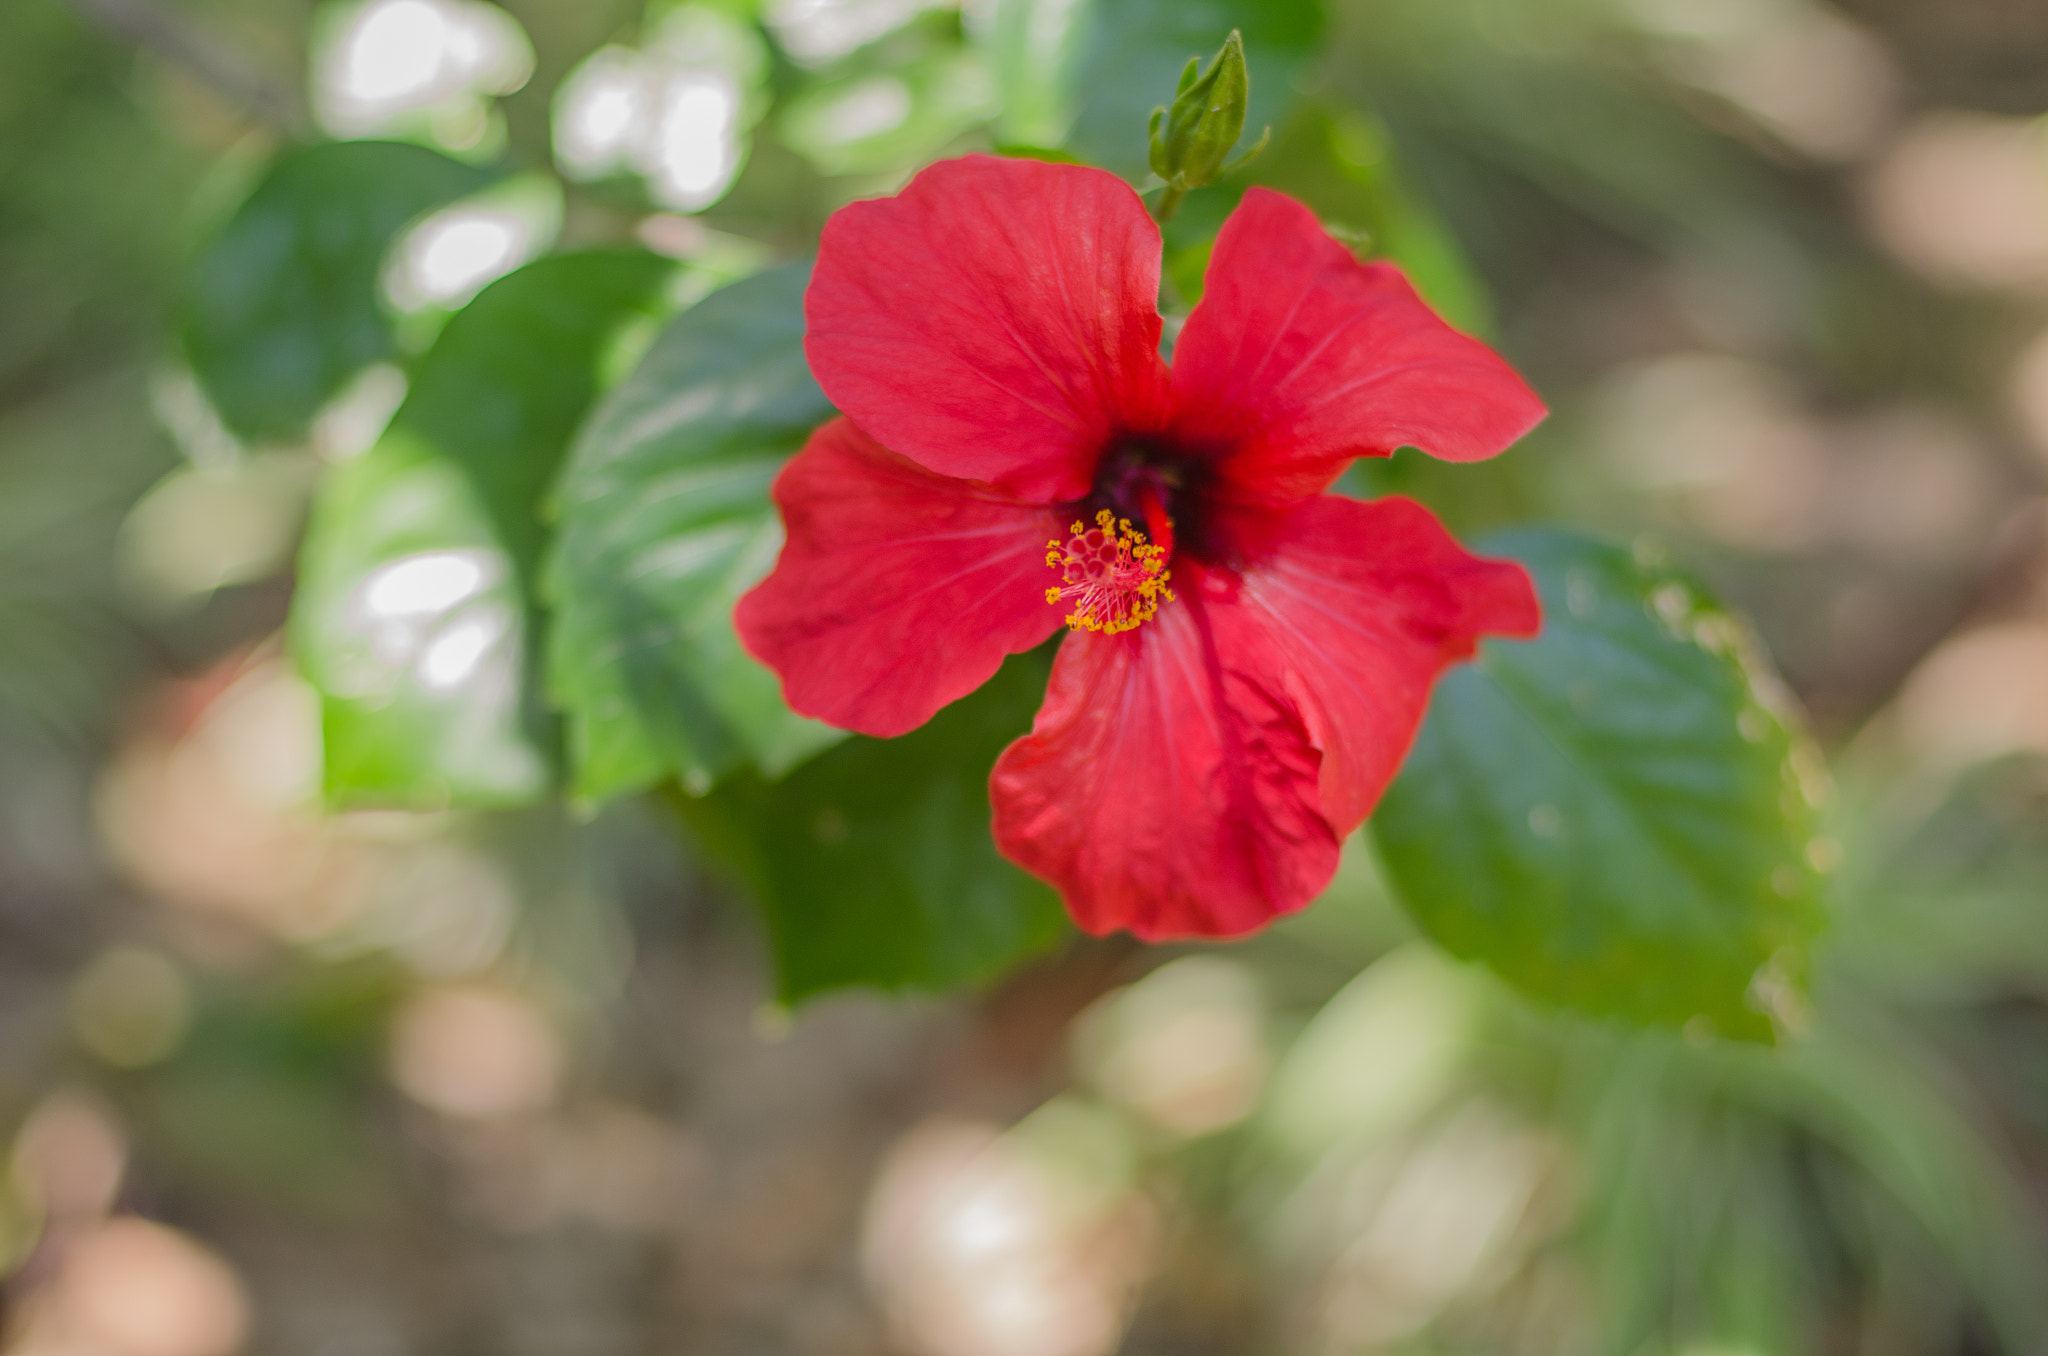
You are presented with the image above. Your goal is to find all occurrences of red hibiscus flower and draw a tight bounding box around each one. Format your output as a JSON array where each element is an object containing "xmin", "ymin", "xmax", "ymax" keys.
[{"xmin": 735, "ymin": 154, "xmax": 1544, "ymax": 940}]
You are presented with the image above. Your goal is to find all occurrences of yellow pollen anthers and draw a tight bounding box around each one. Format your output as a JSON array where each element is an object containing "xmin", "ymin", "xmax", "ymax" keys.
[{"xmin": 1043, "ymin": 508, "xmax": 1174, "ymax": 634}]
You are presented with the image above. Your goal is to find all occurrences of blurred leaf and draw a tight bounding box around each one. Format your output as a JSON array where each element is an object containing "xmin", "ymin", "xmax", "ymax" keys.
[
  {"xmin": 1825, "ymin": 757, "xmax": 2048, "ymax": 998},
  {"xmin": 552, "ymin": 3, "xmax": 772, "ymax": 214},
  {"xmin": 130, "ymin": 959, "xmax": 401, "ymax": 1219},
  {"xmin": 1564, "ymin": 1039, "xmax": 1827, "ymax": 1353},
  {"xmin": 1372, "ymin": 529, "xmax": 1826, "ymax": 1040},
  {"xmin": 780, "ymin": 48, "xmax": 999, "ymax": 179},
  {"xmin": 547, "ymin": 263, "xmax": 840, "ymax": 804},
  {"xmin": 1262, "ymin": 945, "xmax": 1480, "ymax": 1156},
  {"xmin": 682, "ymin": 652, "xmax": 1068, "ymax": 1004},
  {"xmin": 293, "ymin": 430, "xmax": 547, "ymax": 806},
  {"xmin": 0, "ymin": 2, "xmax": 207, "ymax": 396},
  {"xmin": 1067, "ymin": 0, "xmax": 1323, "ymax": 180},
  {"xmin": 181, "ymin": 141, "xmax": 497, "ymax": 445},
  {"xmin": 1774, "ymin": 1020, "xmax": 2048, "ymax": 1350},
  {"xmin": 293, "ymin": 251, "xmax": 673, "ymax": 809},
  {"xmin": 977, "ymin": 0, "xmax": 1090, "ymax": 147},
  {"xmin": 993, "ymin": 144, "xmax": 1085, "ymax": 164},
  {"xmin": 137, "ymin": 1068, "xmax": 395, "ymax": 1217},
  {"xmin": 1322, "ymin": 0, "xmax": 1788, "ymax": 267},
  {"xmin": 1547, "ymin": 1005, "xmax": 2048, "ymax": 1355},
  {"xmin": 0, "ymin": 370, "xmax": 172, "ymax": 738}
]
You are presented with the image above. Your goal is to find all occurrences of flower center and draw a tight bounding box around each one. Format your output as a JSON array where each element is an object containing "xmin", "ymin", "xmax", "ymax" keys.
[{"xmin": 1045, "ymin": 509, "xmax": 1174, "ymax": 634}]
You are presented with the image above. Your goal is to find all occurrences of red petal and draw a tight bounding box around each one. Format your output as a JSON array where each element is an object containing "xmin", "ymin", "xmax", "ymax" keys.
[
  {"xmin": 735, "ymin": 418, "xmax": 1067, "ymax": 738},
  {"xmin": 990, "ymin": 571, "xmax": 1341, "ymax": 940},
  {"xmin": 806, "ymin": 155, "xmax": 1171, "ymax": 504},
  {"xmin": 1231, "ymin": 495, "xmax": 1540, "ymax": 833},
  {"xmin": 1170, "ymin": 188, "xmax": 1547, "ymax": 506}
]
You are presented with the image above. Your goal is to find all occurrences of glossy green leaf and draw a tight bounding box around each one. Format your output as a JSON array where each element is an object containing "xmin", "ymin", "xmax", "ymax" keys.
[
  {"xmin": 1068, "ymin": 0, "xmax": 1323, "ymax": 180},
  {"xmin": 683, "ymin": 653, "xmax": 1068, "ymax": 1004},
  {"xmin": 396, "ymin": 250, "xmax": 675, "ymax": 579},
  {"xmin": 1370, "ymin": 529, "xmax": 1826, "ymax": 1041},
  {"xmin": 546, "ymin": 263, "xmax": 841, "ymax": 803},
  {"xmin": 293, "ymin": 251, "xmax": 674, "ymax": 809},
  {"xmin": 181, "ymin": 141, "xmax": 497, "ymax": 444}
]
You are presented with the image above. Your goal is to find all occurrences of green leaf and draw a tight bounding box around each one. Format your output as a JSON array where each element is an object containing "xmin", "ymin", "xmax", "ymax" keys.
[
  {"xmin": 292, "ymin": 250, "xmax": 674, "ymax": 809},
  {"xmin": 397, "ymin": 250, "xmax": 675, "ymax": 580},
  {"xmin": 682, "ymin": 652, "xmax": 1069, "ymax": 1004},
  {"xmin": 181, "ymin": 141, "xmax": 497, "ymax": 444},
  {"xmin": 546, "ymin": 263, "xmax": 841, "ymax": 803},
  {"xmin": 1370, "ymin": 529, "xmax": 1826, "ymax": 1041},
  {"xmin": 1067, "ymin": 0, "xmax": 1323, "ymax": 180}
]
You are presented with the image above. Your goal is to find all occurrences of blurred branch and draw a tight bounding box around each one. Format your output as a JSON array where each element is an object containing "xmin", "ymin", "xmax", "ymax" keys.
[{"xmin": 60, "ymin": 0, "xmax": 307, "ymax": 135}]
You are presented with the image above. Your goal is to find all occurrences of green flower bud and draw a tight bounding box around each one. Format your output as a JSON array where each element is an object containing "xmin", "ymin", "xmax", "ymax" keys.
[{"xmin": 1146, "ymin": 31, "xmax": 1268, "ymax": 222}]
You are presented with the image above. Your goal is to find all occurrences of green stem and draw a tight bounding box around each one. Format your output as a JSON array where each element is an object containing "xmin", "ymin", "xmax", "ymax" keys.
[{"xmin": 1154, "ymin": 182, "xmax": 1188, "ymax": 224}]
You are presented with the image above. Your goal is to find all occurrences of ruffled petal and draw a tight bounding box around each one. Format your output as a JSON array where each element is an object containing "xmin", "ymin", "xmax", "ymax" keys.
[
  {"xmin": 1170, "ymin": 188, "xmax": 1547, "ymax": 506},
  {"xmin": 735, "ymin": 418, "xmax": 1067, "ymax": 738},
  {"xmin": 1230, "ymin": 495, "xmax": 1540, "ymax": 833},
  {"xmin": 990, "ymin": 570, "xmax": 1340, "ymax": 940},
  {"xmin": 806, "ymin": 155, "xmax": 1172, "ymax": 504}
]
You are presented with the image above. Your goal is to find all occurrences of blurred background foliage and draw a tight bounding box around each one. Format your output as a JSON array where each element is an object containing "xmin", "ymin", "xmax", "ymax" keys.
[{"xmin": 5, "ymin": 0, "xmax": 2048, "ymax": 1353}]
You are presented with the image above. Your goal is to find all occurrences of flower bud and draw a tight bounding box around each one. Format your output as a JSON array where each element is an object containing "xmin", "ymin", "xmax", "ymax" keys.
[
  {"xmin": 1147, "ymin": 31, "xmax": 1266, "ymax": 221},
  {"xmin": 1151, "ymin": 31, "xmax": 1252, "ymax": 185}
]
